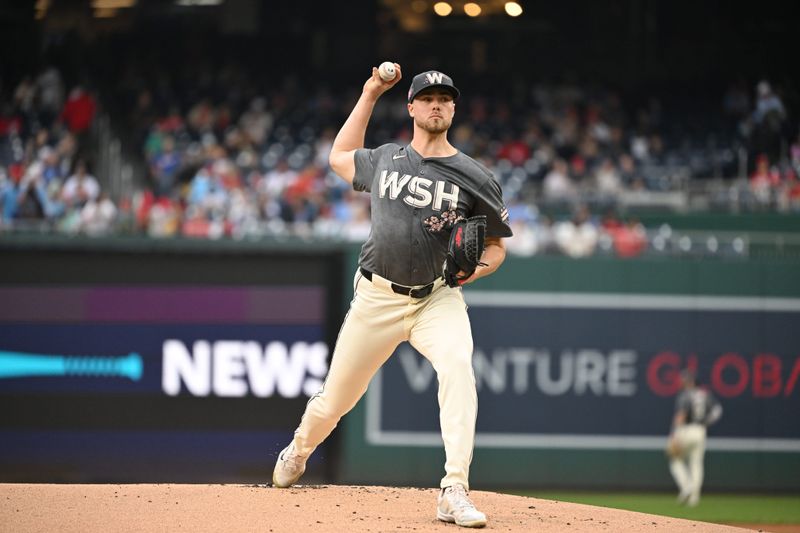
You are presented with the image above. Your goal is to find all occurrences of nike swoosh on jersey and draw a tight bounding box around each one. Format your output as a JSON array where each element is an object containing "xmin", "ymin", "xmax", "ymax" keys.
[{"xmin": 392, "ymin": 154, "xmax": 407, "ymax": 159}]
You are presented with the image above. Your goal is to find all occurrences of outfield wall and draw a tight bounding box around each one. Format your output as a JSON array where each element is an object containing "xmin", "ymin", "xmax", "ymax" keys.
[
  {"xmin": 1, "ymin": 235, "xmax": 798, "ymax": 489},
  {"xmin": 338, "ymin": 253, "xmax": 800, "ymax": 490}
]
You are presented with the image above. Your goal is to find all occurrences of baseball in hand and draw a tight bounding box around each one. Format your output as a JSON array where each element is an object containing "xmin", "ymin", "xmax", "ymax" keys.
[{"xmin": 378, "ymin": 62, "xmax": 397, "ymax": 82}]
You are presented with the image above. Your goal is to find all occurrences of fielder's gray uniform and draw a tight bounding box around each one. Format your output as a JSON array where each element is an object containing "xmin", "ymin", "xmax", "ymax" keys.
[
  {"xmin": 669, "ymin": 387, "xmax": 723, "ymax": 504},
  {"xmin": 290, "ymin": 142, "xmax": 512, "ymax": 489}
]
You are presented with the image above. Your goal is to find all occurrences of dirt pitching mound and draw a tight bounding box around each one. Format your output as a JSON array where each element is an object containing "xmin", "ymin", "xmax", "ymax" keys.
[{"xmin": 1, "ymin": 483, "xmax": 753, "ymax": 532}]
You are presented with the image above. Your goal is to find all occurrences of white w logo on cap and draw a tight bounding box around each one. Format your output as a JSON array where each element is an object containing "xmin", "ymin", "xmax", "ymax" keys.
[{"xmin": 425, "ymin": 72, "xmax": 444, "ymax": 84}]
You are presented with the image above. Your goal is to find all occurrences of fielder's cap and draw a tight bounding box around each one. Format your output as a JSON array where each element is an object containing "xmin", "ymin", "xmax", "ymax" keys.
[{"xmin": 407, "ymin": 70, "xmax": 460, "ymax": 103}]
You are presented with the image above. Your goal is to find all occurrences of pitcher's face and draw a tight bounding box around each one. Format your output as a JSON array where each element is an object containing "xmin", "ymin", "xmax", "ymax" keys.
[{"xmin": 409, "ymin": 90, "xmax": 455, "ymax": 134}]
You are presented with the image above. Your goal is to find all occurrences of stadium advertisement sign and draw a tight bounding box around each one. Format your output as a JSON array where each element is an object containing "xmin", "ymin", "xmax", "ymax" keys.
[
  {"xmin": 366, "ymin": 292, "xmax": 800, "ymax": 452},
  {"xmin": 0, "ymin": 325, "xmax": 328, "ymax": 397},
  {"xmin": 0, "ymin": 287, "xmax": 328, "ymax": 398},
  {"xmin": 0, "ymin": 286, "xmax": 329, "ymax": 481}
]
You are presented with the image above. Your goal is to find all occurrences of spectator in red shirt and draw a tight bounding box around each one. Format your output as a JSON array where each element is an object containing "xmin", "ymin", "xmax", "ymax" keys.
[
  {"xmin": 60, "ymin": 86, "xmax": 97, "ymax": 134},
  {"xmin": 749, "ymin": 153, "xmax": 781, "ymax": 205},
  {"xmin": 612, "ymin": 218, "xmax": 648, "ymax": 258},
  {"xmin": 0, "ymin": 104, "xmax": 22, "ymax": 136},
  {"xmin": 496, "ymin": 134, "xmax": 531, "ymax": 166},
  {"xmin": 59, "ymin": 85, "xmax": 97, "ymax": 156}
]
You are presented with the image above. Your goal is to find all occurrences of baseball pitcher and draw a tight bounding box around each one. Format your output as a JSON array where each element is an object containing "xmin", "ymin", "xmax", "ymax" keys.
[{"xmin": 272, "ymin": 64, "xmax": 512, "ymax": 528}]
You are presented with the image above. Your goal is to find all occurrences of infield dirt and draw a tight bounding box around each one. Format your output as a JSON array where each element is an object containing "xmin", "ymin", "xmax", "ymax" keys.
[{"xmin": 1, "ymin": 483, "xmax": 759, "ymax": 532}]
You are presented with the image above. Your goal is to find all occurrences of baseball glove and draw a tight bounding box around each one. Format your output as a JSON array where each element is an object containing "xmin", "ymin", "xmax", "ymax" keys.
[
  {"xmin": 665, "ymin": 438, "xmax": 683, "ymax": 459},
  {"xmin": 443, "ymin": 215, "xmax": 488, "ymax": 288}
]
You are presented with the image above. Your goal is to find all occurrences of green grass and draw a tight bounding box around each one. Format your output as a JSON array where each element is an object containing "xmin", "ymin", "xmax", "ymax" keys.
[{"xmin": 506, "ymin": 491, "xmax": 800, "ymax": 524}]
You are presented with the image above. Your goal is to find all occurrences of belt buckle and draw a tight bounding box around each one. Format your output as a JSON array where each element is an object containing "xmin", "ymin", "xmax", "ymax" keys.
[{"xmin": 410, "ymin": 284, "xmax": 433, "ymax": 299}]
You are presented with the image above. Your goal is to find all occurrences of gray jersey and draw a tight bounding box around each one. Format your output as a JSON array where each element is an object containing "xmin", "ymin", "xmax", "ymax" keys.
[
  {"xmin": 675, "ymin": 387, "xmax": 723, "ymax": 426},
  {"xmin": 353, "ymin": 143, "xmax": 513, "ymax": 286}
]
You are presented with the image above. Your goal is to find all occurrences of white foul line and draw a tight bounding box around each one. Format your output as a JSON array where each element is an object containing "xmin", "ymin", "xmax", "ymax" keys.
[{"xmin": 365, "ymin": 369, "xmax": 800, "ymax": 453}]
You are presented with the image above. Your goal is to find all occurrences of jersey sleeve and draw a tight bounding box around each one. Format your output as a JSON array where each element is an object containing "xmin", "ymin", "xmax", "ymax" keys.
[
  {"xmin": 352, "ymin": 148, "xmax": 376, "ymax": 192},
  {"xmin": 704, "ymin": 393, "xmax": 723, "ymax": 426},
  {"xmin": 472, "ymin": 177, "xmax": 513, "ymax": 238},
  {"xmin": 353, "ymin": 144, "xmax": 396, "ymax": 193}
]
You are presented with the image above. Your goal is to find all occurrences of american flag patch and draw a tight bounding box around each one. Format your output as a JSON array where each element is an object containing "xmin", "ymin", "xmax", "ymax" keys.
[{"xmin": 500, "ymin": 206, "xmax": 509, "ymax": 222}]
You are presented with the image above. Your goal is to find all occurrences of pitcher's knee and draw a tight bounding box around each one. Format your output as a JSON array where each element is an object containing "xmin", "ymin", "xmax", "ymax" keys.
[
  {"xmin": 452, "ymin": 348, "xmax": 475, "ymax": 371},
  {"xmin": 436, "ymin": 350, "xmax": 475, "ymax": 379}
]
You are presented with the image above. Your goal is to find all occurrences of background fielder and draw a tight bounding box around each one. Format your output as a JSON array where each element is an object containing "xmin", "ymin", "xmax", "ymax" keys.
[
  {"xmin": 667, "ymin": 369, "xmax": 724, "ymax": 507},
  {"xmin": 272, "ymin": 64, "xmax": 512, "ymax": 528}
]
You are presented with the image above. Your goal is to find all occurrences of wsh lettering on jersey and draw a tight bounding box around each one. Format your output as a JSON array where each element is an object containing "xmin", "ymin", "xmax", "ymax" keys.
[{"xmin": 379, "ymin": 170, "xmax": 460, "ymax": 210}]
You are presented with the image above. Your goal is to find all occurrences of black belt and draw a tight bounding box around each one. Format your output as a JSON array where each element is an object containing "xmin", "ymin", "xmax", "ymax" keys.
[{"xmin": 360, "ymin": 267, "xmax": 435, "ymax": 299}]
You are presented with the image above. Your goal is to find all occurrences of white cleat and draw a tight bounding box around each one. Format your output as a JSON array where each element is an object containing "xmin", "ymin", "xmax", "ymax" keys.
[
  {"xmin": 437, "ymin": 484, "xmax": 487, "ymax": 528},
  {"xmin": 687, "ymin": 493, "xmax": 700, "ymax": 507},
  {"xmin": 272, "ymin": 443, "xmax": 307, "ymax": 488}
]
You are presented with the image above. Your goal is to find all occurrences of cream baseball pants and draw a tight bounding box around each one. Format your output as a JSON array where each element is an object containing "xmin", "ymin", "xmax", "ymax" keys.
[
  {"xmin": 290, "ymin": 268, "xmax": 477, "ymax": 490},
  {"xmin": 669, "ymin": 423, "xmax": 707, "ymax": 501}
]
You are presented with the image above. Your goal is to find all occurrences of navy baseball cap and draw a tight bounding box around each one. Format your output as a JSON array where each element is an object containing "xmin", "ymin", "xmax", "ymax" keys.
[{"xmin": 407, "ymin": 71, "xmax": 460, "ymax": 103}]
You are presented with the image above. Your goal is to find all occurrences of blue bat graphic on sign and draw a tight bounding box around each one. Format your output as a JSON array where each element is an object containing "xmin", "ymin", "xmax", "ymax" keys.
[{"xmin": 0, "ymin": 350, "xmax": 143, "ymax": 381}]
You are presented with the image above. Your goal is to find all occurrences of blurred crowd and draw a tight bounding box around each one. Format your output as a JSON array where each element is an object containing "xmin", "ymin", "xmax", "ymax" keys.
[
  {"xmin": 0, "ymin": 66, "xmax": 114, "ymax": 235},
  {"xmin": 1, "ymin": 63, "xmax": 798, "ymax": 258}
]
